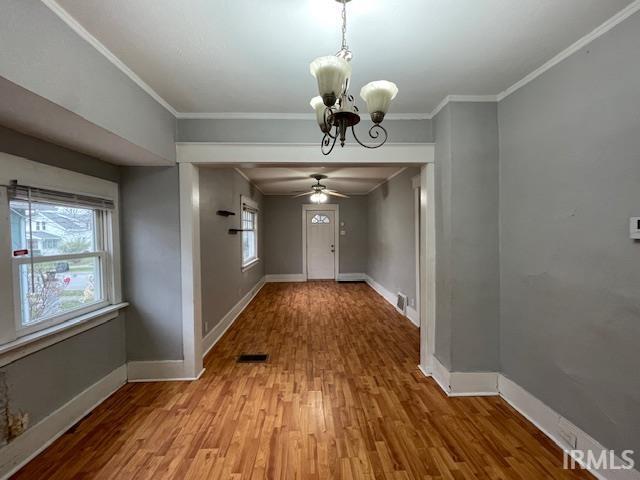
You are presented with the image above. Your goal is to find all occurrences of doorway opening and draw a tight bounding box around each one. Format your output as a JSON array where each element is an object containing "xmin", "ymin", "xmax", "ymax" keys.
[{"xmin": 177, "ymin": 143, "xmax": 436, "ymax": 380}]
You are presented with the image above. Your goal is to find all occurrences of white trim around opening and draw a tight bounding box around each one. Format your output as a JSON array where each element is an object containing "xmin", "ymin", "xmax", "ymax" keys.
[{"xmin": 177, "ymin": 143, "xmax": 435, "ymax": 386}]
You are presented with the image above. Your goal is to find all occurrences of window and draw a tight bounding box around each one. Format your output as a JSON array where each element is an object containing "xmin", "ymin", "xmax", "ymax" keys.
[
  {"xmin": 311, "ymin": 214, "xmax": 331, "ymax": 224},
  {"xmin": 1, "ymin": 176, "xmax": 120, "ymax": 341},
  {"xmin": 241, "ymin": 196, "xmax": 259, "ymax": 270}
]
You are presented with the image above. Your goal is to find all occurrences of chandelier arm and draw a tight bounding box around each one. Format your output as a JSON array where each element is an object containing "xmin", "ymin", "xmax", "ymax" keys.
[
  {"xmin": 321, "ymin": 127, "xmax": 339, "ymax": 155},
  {"xmin": 350, "ymin": 124, "xmax": 388, "ymax": 149},
  {"xmin": 323, "ymin": 108, "xmax": 336, "ymax": 138}
]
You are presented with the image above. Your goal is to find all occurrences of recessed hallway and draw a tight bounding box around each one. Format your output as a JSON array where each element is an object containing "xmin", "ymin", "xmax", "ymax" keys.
[{"xmin": 12, "ymin": 282, "xmax": 591, "ymax": 479}]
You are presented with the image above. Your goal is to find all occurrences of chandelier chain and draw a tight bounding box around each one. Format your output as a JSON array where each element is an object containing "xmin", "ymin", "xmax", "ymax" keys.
[{"xmin": 341, "ymin": 0, "xmax": 348, "ymax": 51}]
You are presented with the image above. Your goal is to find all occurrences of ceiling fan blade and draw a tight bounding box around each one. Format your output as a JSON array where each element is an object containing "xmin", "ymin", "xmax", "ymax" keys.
[
  {"xmin": 324, "ymin": 190, "xmax": 350, "ymax": 198},
  {"xmin": 291, "ymin": 191, "xmax": 315, "ymax": 198}
]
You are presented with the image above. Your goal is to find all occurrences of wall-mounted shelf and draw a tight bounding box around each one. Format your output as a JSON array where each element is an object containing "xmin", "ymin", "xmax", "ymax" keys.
[
  {"xmin": 228, "ymin": 228, "xmax": 250, "ymax": 235},
  {"xmin": 217, "ymin": 210, "xmax": 236, "ymax": 217}
]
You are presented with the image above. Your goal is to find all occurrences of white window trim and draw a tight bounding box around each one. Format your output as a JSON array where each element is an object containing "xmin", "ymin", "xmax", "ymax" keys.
[
  {"xmin": 240, "ymin": 195, "xmax": 260, "ymax": 271},
  {"xmin": 0, "ymin": 153, "xmax": 124, "ymax": 361}
]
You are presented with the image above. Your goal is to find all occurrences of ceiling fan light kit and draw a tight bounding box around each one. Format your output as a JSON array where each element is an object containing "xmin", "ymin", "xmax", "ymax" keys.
[
  {"xmin": 309, "ymin": 0, "xmax": 398, "ymax": 155},
  {"xmin": 293, "ymin": 174, "xmax": 350, "ymax": 203}
]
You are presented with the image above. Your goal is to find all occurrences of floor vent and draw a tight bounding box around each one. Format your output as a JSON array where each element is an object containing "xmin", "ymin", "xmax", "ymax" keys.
[{"xmin": 237, "ymin": 354, "xmax": 269, "ymax": 363}]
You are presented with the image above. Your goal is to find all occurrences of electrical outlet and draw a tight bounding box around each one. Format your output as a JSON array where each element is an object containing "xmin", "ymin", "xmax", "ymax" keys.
[
  {"xmin": 8, "ymin": 411, "xmax": 29, "ymax": 440},
  {"xmin": 408, "ymin": 298, "xmax": 416, "ymax": 307},
  {"xmin": 205, "ymin": 321, "xmax": 209, "ymax": 331}
]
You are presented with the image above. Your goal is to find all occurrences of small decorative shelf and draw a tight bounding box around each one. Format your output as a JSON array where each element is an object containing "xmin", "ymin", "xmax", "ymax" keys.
[
  {"xmin": 228, "ymin": 228, "xmax": 251, "ymax": 235},
  {"xmin": 217, "ymin": 210, "xmax": 236, "ymax": 217}
]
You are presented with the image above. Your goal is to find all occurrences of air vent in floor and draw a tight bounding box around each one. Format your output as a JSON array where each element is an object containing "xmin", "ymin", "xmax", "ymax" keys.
[{"xmin": 236, "ymin": 354, "xmax": 269, "ymax": 363}]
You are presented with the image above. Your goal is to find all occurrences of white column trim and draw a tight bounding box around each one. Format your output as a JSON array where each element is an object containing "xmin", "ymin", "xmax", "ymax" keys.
[
  {"xmin": 419, "ymin": 164, "xmax": 437, "ymax": 372},
  {"xmin": 179, "ymin": 163, "xmax": 204, "ymax": 380}
]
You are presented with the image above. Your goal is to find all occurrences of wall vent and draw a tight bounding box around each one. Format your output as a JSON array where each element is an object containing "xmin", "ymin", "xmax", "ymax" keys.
[{"xmin": 396, "ymin": 293, "xmax": 408, "ymax": 314}]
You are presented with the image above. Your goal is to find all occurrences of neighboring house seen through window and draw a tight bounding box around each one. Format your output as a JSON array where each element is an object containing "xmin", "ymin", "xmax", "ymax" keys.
[{"xmin": 5, "ymin": 184, "xmax": 118, "ymax": 338}]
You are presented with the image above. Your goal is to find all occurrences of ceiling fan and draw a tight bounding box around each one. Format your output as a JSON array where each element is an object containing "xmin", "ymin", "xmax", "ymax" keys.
[{"xmin": 292, "ymin": 174, "xmax": 350, "ymax": 203}]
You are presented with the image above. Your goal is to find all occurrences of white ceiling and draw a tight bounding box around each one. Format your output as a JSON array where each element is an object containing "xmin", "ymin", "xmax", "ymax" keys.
[
  {"xmin": 238, "ymin": 166, "xmax": 405, "ymax": 195},
  {"xmin": 51, "ymin": 0, "xmax": 632, "ymax": 116}
]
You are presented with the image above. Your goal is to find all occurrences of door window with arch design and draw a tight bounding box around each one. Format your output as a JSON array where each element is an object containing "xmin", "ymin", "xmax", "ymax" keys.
[{"xmin": 310, "ymin": 214, "xmax": 331, "ymax": 224}]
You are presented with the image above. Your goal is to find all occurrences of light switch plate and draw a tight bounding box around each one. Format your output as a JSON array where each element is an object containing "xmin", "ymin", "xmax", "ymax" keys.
[{"xmin": 630, "ymin": 217, "xmax": 640, "ymax": 239}]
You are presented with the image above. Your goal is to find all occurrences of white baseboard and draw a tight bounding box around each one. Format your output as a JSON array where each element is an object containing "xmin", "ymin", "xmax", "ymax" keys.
[
  {"xmin": 420, "ymin": 354, "xmax": 498, "ymax": 396},
  {"xmin": 449, "ymin": 371, "xmax": 499, "ymax": 396},
  {"xmin": 264, "ymin": 274, "xmax": 306, "ymax": 282},
  {"xmin": 498, "ymin": 375, "xmax": 640, "ymax": 480},
  {"xmin": 336, "ymin": 272, "xmax": 366, "ymax": 281},
  {"xmin": 418, "ymin": 360, "xmax": 639, "ymax": 479},
  {"xmin": 202, "ymin": 277, "xmax": 265, "ymax": 358},
  {"xmin": 406, "ymin": 305, "xmax": 419, "ymax": 327},
  {"xmin": 0, "ymin": 364, "xmax": 127, "ymax": 479},
  {"xmin": 364, "ymin": 274, "xmax": 419, "ymax": 327},
  {"xmin": 126, "ymin": 360, "xmax": 204, "ymax": 382}
]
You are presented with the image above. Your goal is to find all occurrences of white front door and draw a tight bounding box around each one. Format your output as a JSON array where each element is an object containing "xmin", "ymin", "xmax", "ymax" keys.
[{"xmin": 306, "ymin": 210, "xmax": 335, "ymax": 279}]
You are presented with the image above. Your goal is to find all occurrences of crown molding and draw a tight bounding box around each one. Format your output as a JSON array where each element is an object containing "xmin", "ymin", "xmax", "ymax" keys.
[
  {"xmin": 42, "ymin": 0, "xmax": 178, "ymax": 117},
  {"xmin": 496, "ymin": 0, "xmax": 640, "ymax": 101},
  {"xmin": 365, "ymin": 167, "xmax": 408, "ymax": 194},
  {"xmin": 428, "ymin": 95, "xmax": 498, "ymax": 119},
  {"xmin": 233, "ymin": 167, "xmax": 264, "ymax": 194},
  {"xmin": 44, "ymin": 0, "xmax": 640, "ymax": 121}
]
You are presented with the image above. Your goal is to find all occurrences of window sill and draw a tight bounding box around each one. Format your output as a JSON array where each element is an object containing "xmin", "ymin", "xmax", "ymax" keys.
[
  {"xmin": 241, "ymin": 258, "xmax": 260, "ymax": 272},
  {"xmin": 0, "ymin": 302, "xmax": 128, "ymax": 368}
]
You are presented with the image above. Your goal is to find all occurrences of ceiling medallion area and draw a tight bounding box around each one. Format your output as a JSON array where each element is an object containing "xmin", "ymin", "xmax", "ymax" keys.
[{"xmin": 309, "ymin": 0, "xmax": 398, "ymax": 155}]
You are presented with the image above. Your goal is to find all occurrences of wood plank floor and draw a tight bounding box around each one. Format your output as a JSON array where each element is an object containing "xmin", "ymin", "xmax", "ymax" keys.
[{"xmin": 13, "ymin": 282, "xmax": 592, "ymax": 479}]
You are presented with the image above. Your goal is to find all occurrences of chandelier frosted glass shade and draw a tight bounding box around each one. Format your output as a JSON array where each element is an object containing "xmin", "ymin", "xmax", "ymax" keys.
[
  {"xmin": 310, "ymin": 56, "xmax": 352, "ymax": 107},
  {"xmin": 360, "ymin": 81, "xmax": 399, "ymax": 123},
  {"xmin": 310, "ymin": 96, "xmax": 329, "ymax": 133}
]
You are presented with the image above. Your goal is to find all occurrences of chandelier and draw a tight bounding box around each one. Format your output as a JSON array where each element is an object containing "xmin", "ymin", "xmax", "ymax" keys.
[{"xmin": 309, "ymin": 0, "xmax": 398, "ymax": 155}]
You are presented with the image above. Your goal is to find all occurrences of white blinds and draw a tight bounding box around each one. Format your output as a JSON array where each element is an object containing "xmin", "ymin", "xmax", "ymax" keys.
[{"xmin": 7, "ymin": 184, "xmax": 115, "ymax": 210}]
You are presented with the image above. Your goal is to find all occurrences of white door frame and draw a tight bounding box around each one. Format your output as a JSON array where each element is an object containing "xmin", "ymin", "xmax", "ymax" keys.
[
  {"xmin": 302, "ymin": 204, "xmax": 339, "ymax": 281},
  {"xmin": 412, "ymin": 174, "xmax": 421, "ymax": 328},
  {"xmin": 177, "ymin": 142, "xmax": 436, "ymax": 379}
]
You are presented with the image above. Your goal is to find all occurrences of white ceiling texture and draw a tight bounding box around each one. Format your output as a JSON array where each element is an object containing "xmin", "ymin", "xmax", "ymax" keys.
[
  {"xmin": 51, "ymin": 0, "xmax": 632, "ymax": 117},
  {"xmin": 238, "ymin": 166, "xmax": 406, "ymax": 195}
]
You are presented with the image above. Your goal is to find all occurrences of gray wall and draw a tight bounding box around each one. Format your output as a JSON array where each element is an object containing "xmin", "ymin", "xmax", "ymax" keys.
[
  {"xmin": 433, "ymin": 105, "xmax": 453, "ymax": 368},
  {"xmin": 0, "ymin": 127, "xmax": 126, "ymax": 441},
  {"xmin": 433, "ymin": 102, "xmax": 500, "ymax": 372},
  {"xmin": 498, "ymin": 10, "xmax": 640, "ymax": 455},
  {"xmin": 0, "ymin": 125, "xmax": 121, "ymax": 182},
  {"xmin": 263, "ymin": 195, "xmax": 368, "ymax": 275},
  {"xmin": 177, "ymin": 118, "xmax": 433, "ymax": 143},
  {"xmin": 199, "ymin": 168, "xmax": 264, "ymax": 336},
  {"xmin": 0, "ymin": 0, "xmax": 176, "ymax": 163},
  {"xmin": 366, "ymin": 168, "xmax": 419, "ymax": 306},
  {"xmin": 121, "ymin": 167, "xmax": 183, "ymax": 361},
  {"xmin": 3, "ymin": 319, "xmax": 125, "ymax": 429}
]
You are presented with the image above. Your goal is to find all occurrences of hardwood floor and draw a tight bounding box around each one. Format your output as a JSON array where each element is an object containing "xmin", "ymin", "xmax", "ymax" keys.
[{"xmin": 13, "ymin": 282, "xmax": 592, "ymax": 479}]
